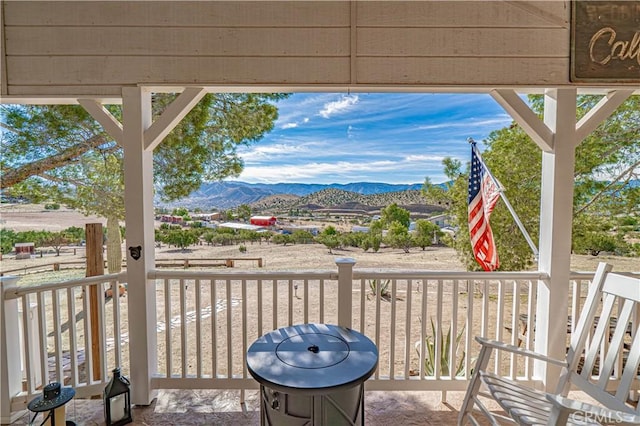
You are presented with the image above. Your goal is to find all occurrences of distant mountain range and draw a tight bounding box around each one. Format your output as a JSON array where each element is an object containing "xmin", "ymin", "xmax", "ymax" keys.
[{"xmin": 158, "ymin": 181, "xmax": 426, "ymax": 209}]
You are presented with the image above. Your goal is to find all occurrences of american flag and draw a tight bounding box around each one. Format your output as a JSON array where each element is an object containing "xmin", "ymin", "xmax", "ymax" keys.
[{"xmin": 468, "ymin": 143, "xmax": 501, "ymax": 271}]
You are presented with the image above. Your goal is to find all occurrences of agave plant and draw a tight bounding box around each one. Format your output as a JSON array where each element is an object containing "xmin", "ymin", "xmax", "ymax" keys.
[
  {"xmin": 368, "ymin": 279, "xmax": 391, "ymax": 300},
  {"xmin": 416, "ymin": 318, "xmax": 466, "ymax": 377}
]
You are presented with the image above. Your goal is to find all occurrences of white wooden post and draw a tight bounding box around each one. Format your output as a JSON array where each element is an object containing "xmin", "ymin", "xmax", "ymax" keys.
[
  {"xmin": 534, "ymin": 88, "xmax": 578, "ymax": 389},
  {"xmin": 1, "ymin": 275, "xmax": 25, "ymax": 423},
  {"xmin": 336, "ymin": 258, "xmax": 356, "ymax": 328},
  {"xmin": 122, "ymin": 87, "xmax": 157, "ymax": 405}
]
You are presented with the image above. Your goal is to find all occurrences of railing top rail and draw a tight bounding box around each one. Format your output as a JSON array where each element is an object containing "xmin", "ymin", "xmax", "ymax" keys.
[
  {"xmin": 4, "ymin": 272, "xmax": 126, "ymax": 299},
  {"xmin": 149, "ymin": 269, "xmax": 337, "ymax": 281},
  {"xmin": 352, "ymin": 269, "xmax": 548, "ymax": 281}
]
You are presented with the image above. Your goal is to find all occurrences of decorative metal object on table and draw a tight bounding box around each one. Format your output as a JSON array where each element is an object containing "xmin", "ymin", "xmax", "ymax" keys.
[
  {"xmin": 247, "ymin": 323, "xmax": 378, "ymax": 426},
  {"xmin": 27, "ymin": 382, "xmax": 76, "ymax": 426},
  {"xmin": 103, "ymin": 367, "xmax": 132, "ymax": 426}
]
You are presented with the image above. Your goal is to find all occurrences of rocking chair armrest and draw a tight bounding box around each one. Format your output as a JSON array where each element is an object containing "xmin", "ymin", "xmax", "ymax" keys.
[
  {"xmin": 474, "ymin": 336, "xmax": 566, "ymax": 367},
  {"xmin": 546, "ymin": 394, "xmax": 640, "ymax": 425}
]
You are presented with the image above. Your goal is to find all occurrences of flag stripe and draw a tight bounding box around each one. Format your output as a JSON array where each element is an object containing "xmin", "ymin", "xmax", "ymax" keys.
[{"xmin": 468, "ymin": 143, "xmax": 500, "ymax": 271}]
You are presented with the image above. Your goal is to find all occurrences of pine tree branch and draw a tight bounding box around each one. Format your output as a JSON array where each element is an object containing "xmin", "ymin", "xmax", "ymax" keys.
[
  {"xmin": 574, "ymin": 159, "xmax": 640, "ymax": 216},
  {"xmin": 1, "ymin": 134, "xmax": 109, "ymax": 188}
]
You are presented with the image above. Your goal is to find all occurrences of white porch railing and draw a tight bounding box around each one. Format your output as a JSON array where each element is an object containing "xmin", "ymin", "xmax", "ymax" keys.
[{"xmin": 1, "ymin": 261, "xmax": 605, "ymax": 422}]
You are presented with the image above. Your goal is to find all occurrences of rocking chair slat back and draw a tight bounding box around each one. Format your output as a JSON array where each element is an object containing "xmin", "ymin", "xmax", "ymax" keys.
[{"xmin": 561, "ymin": 263, "xmax": 640, "ymax": 415}]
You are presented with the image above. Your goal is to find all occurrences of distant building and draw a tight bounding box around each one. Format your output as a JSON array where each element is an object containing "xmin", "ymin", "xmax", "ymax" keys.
[
  {"xmin": 15, "ymin": 242, "xmax": 35, "ymax": 259},
  {"xmin": 160, "ymin": 215, "xmax": 185, "ymax": 225},
  {"xmin": 192, "ymin": 212, "xmax": 221, "ymax": 222},
  {"xmin": 219, "ymin": 222, "xmax": 266, "ymax": 232},
  {"xmin": 250, "ymin": 216, "xmax": 277, "ymax": 227},
  {"xmin": 351, "ymin": 226, "xmax": 369, "ymax": 233},
  {"xmin": 279, "ymin": 224, "xmax": 319, "ymax": 236}
]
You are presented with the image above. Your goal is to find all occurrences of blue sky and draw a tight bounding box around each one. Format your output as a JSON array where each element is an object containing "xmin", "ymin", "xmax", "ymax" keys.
[{"xmin": 232, "ymin": 93, "xmax": 513, "ymax": 185}]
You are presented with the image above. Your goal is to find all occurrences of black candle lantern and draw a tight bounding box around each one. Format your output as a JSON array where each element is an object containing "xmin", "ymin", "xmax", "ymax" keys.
[{"xmin": 103, "ymin": 368, "xmax": 132, "ymax": 426}]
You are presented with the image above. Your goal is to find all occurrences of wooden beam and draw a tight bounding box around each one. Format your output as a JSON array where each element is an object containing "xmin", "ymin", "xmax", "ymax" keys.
[
  {"xmin": 491, "ymin": 89, "xmax": 554, "ymax": 152},
  {"xmin": 575, "ymin": 90, "xmax": 634, "ymax": 145},
  {"xmin": 86, "ymin": 223, "xmax": 104, "ymax": 382},
  {"xmin": 78, "ymin": 99, "xmax": 124, "ymax": 145},
  {"xmin": 144, "ymin": 87, "xmax": 206, "ymax": 151}
]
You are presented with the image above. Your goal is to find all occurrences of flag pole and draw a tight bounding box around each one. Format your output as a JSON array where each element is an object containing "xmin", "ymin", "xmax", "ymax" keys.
[{"xmin": 468, "ymin": 138, "xmax": 539, "ymax": 259}]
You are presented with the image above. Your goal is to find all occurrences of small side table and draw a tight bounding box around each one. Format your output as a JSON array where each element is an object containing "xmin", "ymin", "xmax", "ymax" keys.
[{"xmin": 247, "ymin": 323, "xmax": 378, "ymax": 426}]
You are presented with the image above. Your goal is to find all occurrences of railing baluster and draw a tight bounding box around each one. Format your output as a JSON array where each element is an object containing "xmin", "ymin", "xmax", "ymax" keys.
[
  {"xmin": 288, "ymin": 279, "xmax": 293, "ymax": 326},
  {"xmin": 319, "ymin": 279, "xmax": 325, "ymax": 324},
  {"xmin": 420, "ymin": 278, "xmax": 428, "ymax": 379},
  {"xmin": 304, "ymin": 279, "xmax": 309, "ymax": 324},
  {"xmin": 510, "ymin": 280, "xmax": 520, "ymax": 379},
  {"xmin": 51, "ymin": 289, "xmax": 63, "ymax": 382},
  {"xmin": 389, "ymin": 279, "xmax": 397, "ymax": 379},
  {"xmin": 112, "ymin": 280, "xmax": 122, "ymax": 371},
  {"xmin": 164, "ymin": 278, "xmax": 172, "ymax": 377},
  {"xmin": 272, "ymin": 279, "xmax": 278, "ymax": 331},
  {"xmin": 242, "ymin": 279, "xmax": 248, "ymax": 379},
  {"xmin": 451, "ymin": 279, "xmax": 459, "ymax": 379},
  {"xmin": 21, "ymin": 297, "xmax": 34, "ymax": 393},
  {"xmin": 404, "ymin": 279, "xmax": 412, "ymax": 379},
  {"xmin": 435, "ymin": 280, "xmax": 443, "ymax": 379},
  {"xmin": 226, "ymin": 278, "xmax": 232, "ymax": 379},
  {"xmin": 180, "ymin": 279, "xmax": 187, "ymax": 378},
  {"xmin": 465, "ymin": 279, "xmax": 474, "ymax": 379},
  {"xmin": 98, "ymin": 282, "xmax": 107, "ymax": 382},
  {"xmin": 81, "ymin": 286, "xmax": 93, "ymax": 383},
  {"xmin": 374, "ymin": 277, "xmax": 382, "ymax": 380},
  {"xmin": 66, "ymin": 287, "xmax": 78, "ymax": 387},
  {"xmin": 211, "ymin": 279, "xmax": 217, "ymax": 378},
  {"xmin": 195, "ymin": 279, "xmax": 202, "ymax": 378},
  {"xmin": 359, "ymin": 278, "xmax": 366, "ymax": 333},
  {"xmin": 257, "ymin": 279, "xmax": 262, "ymax": 337},
  {"xmin": 494, "ymin": 280, "xmax": 505, "ymax": 374}
]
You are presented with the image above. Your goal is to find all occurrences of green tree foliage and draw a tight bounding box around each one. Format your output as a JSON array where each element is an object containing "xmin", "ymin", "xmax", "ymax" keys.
[
  {"xmin": 380, "ymin": 203, "xmax": 411, "ymax": 228},
  {"xmin": 384, "ymin": 221, "xmax": 413, "ymax": 253},
  {"xmin": 291, "ymin": 230, "xmax": 315, "ymax": 244},
  {"xmin": 158, "ymin": 228, "xmax": 199, "ymax": 251},
  {"xmin": 413, "ymin": 219, "xmax": 442, "ymax": 250},
  {"xmin": 316, "ymin": 226, "xmax": 341, "ymax": 254},
  {"xmin": 236, "ymin": 204, "xmax": 252, "ymax": 222},
  {"xmin": 432, "ymin": 95, "xmax": 639, "ymax": 270},
  {"xmin": 42, "ymin": 232, "xmax": 71, "ymax": 256},
  {"xmin": 0, "ymin": 229, "xmax": 18, "ymax": 254},
  {"xmin": 63, "ymin": 226, "xmax": 85, "ymax": 244},
  {"xmin": 272, "ymin": 233, "xmax": 293, "ymax": 246}
]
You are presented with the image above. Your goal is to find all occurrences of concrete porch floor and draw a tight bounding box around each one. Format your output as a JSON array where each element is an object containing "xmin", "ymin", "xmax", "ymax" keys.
[{"xmin": 12, "ymin": 389, "xmax": 486, "ymax": 425}]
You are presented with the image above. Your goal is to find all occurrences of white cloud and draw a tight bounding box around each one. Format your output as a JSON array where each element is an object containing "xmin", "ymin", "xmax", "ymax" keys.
[
  {"xmin": 239, "ymin": 143, "xmax": 309, "ymax": 162},
  {"xmin": 281, "ymin": 122, "xmax": 298, "ymax": 129},
  {"xmin": 416, "ymin": 116, "xmax": 511, "ymax": 131},
  {"xmin": 319, "ymin": 95, "xmax": 359, "ymax": 118},
  {"xmin": 237, "ymin": 155, "xmax": 447, "ymax": 184}
]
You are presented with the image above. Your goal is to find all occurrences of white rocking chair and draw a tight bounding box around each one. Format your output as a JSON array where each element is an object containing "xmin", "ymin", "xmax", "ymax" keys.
[{"xmin": 459, "ymin": 262, "xmax": 640, "ymax": 425}]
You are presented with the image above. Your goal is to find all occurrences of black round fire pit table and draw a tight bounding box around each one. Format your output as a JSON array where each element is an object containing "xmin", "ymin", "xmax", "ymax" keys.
[{"xmin": 246, "ymin": 323, "xmax": 378, "ymax": 426}]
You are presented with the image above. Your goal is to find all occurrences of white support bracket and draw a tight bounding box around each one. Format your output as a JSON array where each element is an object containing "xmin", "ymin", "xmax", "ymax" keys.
[
  {"xmin": 78, "ymin": 99, "xmax": 124, "ymax": 145},
  {"xmin": 575, "ymin": 90, "xmax": 634, "ymax": 145},
  {"xmin": 144, "ymin": 87, "xmax": 207, "ymax": 151},
  {"xmin": 491, "ymin": 89, "xmax": 554, "ymax": 152}
]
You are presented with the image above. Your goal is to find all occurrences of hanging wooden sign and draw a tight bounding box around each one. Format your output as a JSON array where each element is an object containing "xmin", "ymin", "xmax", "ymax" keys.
[{"xmin": 571, "ymin": 1, "xmax": 640, "ymax": 82}]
